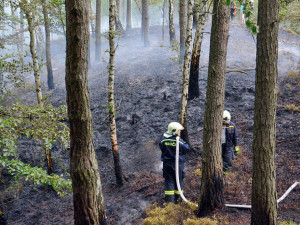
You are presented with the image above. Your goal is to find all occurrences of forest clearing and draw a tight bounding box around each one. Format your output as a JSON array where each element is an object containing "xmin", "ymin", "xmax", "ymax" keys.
[{"xmin": 0, "ymin": 0, "xmax": 299, "ymax": 224}]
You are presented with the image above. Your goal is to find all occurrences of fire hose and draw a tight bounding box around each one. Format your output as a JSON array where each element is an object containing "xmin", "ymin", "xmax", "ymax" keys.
[{"xmin": 175, "ymin": 136, "xmax": 299, "ymax": 209}]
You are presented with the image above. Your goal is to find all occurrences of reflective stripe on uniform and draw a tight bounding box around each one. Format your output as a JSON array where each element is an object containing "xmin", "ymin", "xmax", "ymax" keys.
[
  {"xmin": 174, "ymin": 190, "xmax": 184, "ymax": 195},
  {"xmin": 161, "ymin": 139, "xmax": 184, "ymax": 145},
  {"xmin": 165, "ymin": 190, "xmax": 175, "ymax": 195}
]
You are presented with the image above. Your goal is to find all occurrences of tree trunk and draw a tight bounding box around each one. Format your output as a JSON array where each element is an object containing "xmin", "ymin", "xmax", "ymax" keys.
[
  {"xmin": 179, "ymin": 0, "xmax": 193, "ymax": 144},
  {"xmin": 179, "ymin": 0, "xmax": 186, "ymax": 59},
  {"xmin": 90, "ymin": 0, "xmax": 96, "ymax": 36},
  {"xmin": 95, "ymin": 0, "xmax": 101, "ymax": 62},
  {"xmin": 168, "ymin": 0, "xmax": 176, "ymax": 42},
  {"xmin": 188, "ymin": 0, "xmax": 207, "ymax": 100},
  {"xmin": 22, "ymin": 0, "xmax": 43, "ymax": 107},
  {"xmin": 42, "ymin": 0, "xmax": 54, "ymax": 90},
  {"xmin": 122, "ymin": 0, "xmax": 126, "ymax": 22},
  {"xmin": 46, "ymin": 148, "xmax": 53, "ymax": 174},
  {"xmin": 162, "ymin": 0, "xmax": 167, "ymax": 40},
  {"xmin": 20, "ymin": 9, "xmax": 24, "ymax": 56},
  {"xmin": 115, "ymin": 0, "xmax": 124, "ymax": 31},
  {"xmin": 10, "ymin": 0, "xmax": 23, "ymax": 63},
  {"xmin": 35, "ymin": 21, "xmax": 45, "ymax": 61},
  {"xmin": 126, "ymin": 0, "xmax": 131, "ymax": 29},
  {"xmin": 251, "ymin": 0, "xmax": 279, "ymax": 224},
  {"xmin": 65, "ymin": 1, "xmax": 107, "ymax": 224},
  {"xmin": 142, "ymin": 0, "xmax": 149, "ymax": 47},
  {"xmin": 197, "ymin": 0, "xmax": 230, "ymax": 216},
  {"xmin": 108, "ymin": 0, "xmax": 124, "ymax": 187}
]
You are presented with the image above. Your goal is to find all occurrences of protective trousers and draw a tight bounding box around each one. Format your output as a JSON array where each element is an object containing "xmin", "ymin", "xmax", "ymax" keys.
[
  {"xmin": 163, "ymin": 162, "xmax": 184, "ymax": 203},
  {"xmin": 222, "ymin": 144, "xmax": 234, "ymax": 171}
]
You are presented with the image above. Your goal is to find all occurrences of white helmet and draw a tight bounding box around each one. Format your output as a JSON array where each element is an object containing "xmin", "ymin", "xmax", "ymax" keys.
[
  {"xmin": 223, "ymin": 110, "xmax": 231, "ymax": 122},
  {"xmin": 164, "ymin": 122, "xmax": 184, "ymax": 137}
]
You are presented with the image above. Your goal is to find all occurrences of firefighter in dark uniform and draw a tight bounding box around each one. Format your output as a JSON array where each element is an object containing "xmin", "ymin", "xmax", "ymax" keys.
[
  {"xmin": 159, "ymin": 122, "xmax": 190, "ymax": 203},
  {"xmin": 222, "ymin": 110, "xmax": 239, "ymax": 172}
]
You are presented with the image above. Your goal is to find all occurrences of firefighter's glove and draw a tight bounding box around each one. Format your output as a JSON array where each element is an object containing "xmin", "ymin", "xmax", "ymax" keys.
[{"xmin": 234, "ymin": 146, "xmax": 239, "ymax": 156}]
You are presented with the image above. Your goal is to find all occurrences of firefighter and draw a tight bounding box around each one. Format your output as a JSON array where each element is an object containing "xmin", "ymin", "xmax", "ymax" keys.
[
  {"xmin": 159, "ymin": 122, "xmax": 190, "ymax": 203},
  {"xmin": 222, "ymin": 110, "xmax": 239, "ymax": 172}
]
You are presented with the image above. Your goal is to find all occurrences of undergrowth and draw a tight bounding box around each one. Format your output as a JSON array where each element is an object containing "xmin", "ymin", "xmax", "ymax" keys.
[{"xmin": 142, "ymin": 202, "xmax": 228, "ymax": 225}]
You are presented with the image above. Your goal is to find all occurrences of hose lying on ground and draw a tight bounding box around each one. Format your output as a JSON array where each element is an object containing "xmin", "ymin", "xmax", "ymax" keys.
[{"xmin": 175, "ymin": 136, "xmax": 299, "ymax": 209}]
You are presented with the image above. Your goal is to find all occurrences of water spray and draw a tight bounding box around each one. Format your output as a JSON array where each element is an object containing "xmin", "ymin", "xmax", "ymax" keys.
[{"xmin": 175, "ymin": 136, "xmax": 299, "ymax": 209}]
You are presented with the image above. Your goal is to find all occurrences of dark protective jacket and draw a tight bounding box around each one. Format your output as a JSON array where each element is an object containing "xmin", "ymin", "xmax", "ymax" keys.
[
  {"xmin": 222, "ymin": 121, "xmax": 239, "ymax": 171},
  {"xmin": 224, "ymin": 121, "xmax": 238, "ymax": 150},
  {"xmin": 159, "ymin": 135, "xmax": 190, "ymax": 164}
]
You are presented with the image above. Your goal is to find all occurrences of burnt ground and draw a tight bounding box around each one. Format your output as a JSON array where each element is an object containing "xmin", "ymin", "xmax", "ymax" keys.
[{"xmin": 1, "ymin": 20, "xmax": 300, "ymax": 225}]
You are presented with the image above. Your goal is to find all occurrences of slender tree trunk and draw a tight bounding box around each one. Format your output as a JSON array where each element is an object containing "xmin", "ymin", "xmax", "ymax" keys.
[
  {"xmin": 45, "ymin": 148, "xmax": 53, "ymax": 174},
  {"xmin": 42, "ymin": 0, "xmax": 54, "ymax": 90},
  {"xmin": 179, "ymin": 0, "xmax": 193, "ymax": 143},
  {"xmin": 168, "ymin": 0, "xmax": 176, "ymax": 42},
  {"xmin": 126, "ymin": 0, "xmax": 131, "ymax": 29},
  {"xmin": 108, "ymin": 0, "xmax": 124, "ymax": 187},
  {"xmin": 10, "ymin": 0, "xmax": 23, "ymax": 63},
  {"xmin": 115, "ymin": 0, "xmax": 124, "ymax": 31},
  {"xmin": 162, "ymin": 0, "xmax": 167, "ymax": 40},
  {"xmin": 95, "ymin": 0, "xmax": 101, "ymax": 62},
  {"xmin": 142, "ymin": 0, "xmax": 149, "ymax": 47},
  {"xmin": 90, "ymin": 0, "xmax": 96, "ymax": 36},
  {"xmin": 66, "ymin": 0, "xmax": 107, "ymax": 224},
  {"xmin": 188, "ymin": 0, "xmax": 207, "ymax": 100},
  {"xmin": 35, "ymin": 20, "xmax": 45, "ymax": 61},
  {"xmin": 179, "ymin": 0, "xmax": 187, "ymax": 59},
  {"xmin": 197, "ymin": 0, "xmax": 230, "ymax": 216},
  {"xmin": 58, "ymin": 6, "xmax": 66, "ymax": 35},
  {"xmin": 122, "ymin": 0, "xmax": 125, "ymax": 22},
  {"xmin": 20, "ymin": 9, "xmax": 24, "ymax": 56},
  {"xmin": 22, "ymin": 1, "xmax": 43, "ymax": 107},
  {"xmin": 251, "ymin": 0, "xmax": 279, "ymax": 224}
]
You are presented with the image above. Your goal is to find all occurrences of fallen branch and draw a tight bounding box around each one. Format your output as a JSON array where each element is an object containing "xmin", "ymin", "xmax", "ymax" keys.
[{"xmin": 226, "ymin": 70, "xmax": 248, "ymax": 75}]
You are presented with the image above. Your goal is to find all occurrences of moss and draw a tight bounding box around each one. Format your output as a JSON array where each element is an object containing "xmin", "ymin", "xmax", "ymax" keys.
[
  {"xmin": 142, "ymin": 203, "xmax": 225, "ymax": 225},
  {"xmin": 284, "ymin": 104, "xmax": 299, "ymax": 112}
]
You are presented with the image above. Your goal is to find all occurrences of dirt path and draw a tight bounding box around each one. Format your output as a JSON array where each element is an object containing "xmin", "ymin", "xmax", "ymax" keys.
[{"xmin": 1, "ymin": 21, "xmax": 299, "ymax": 225}]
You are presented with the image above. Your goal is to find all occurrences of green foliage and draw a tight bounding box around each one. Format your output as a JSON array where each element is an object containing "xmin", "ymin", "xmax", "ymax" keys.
[
  {"xmin": 0, "ymin": 103, "xmax": 71, "ymax": 197},
  {"xmin": 238, "ymin": 0, "xmax": 258, "ymax": 34},
  {"xmin": 280, "ymin": 0, "xmax": 300, "ymax": 34},
  {"xmin": 0, "ymin": 52, "xmax": 32, "ymax": 104}
]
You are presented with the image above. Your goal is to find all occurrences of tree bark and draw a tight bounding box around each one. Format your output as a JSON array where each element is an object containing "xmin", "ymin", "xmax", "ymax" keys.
[
  {"xmin": 142, "ymin": 0, "xmax": 149, "ymax": 47},
  {"xmin": 22, "ymin": 0, "xmax": 43, "ymax": 107},
  {"xmin": 197, "ymin": 0, "xmax": 230, "ymax": 216},
  {"xmin": 65, "ymin": 1, "xmax": 107, "ymax": 224},
  {"xmin": 188, "ymin": 0, "xmax": 207, "ymax": 100},
  {"xmin": 90, "ymin": 0, "xmax": 96, "ymax": 36},
  {"xmin": 162, "ymin": 0, "xmax": 167, "ymax": 40},
  {"xmin": 179, "ymin": 0, "xmax": 193, "ymax": 144},
  {"xmin": 20, "ymin": 9, "xmax": 24, "ymax": 56},
  {"xmin": 251, "ymin": 0, "xmax": 279, "ymax": 224},
  {"xmin": 126, "ymin": 0, "xmax": 131, "ymax": 29},
  {"xmin": 168, "ymin": 0, "xmax": 176, "ymax": 42},
  {"xmin": 42, "ymin": 0, "xmax": 54, "ymax": 90},
  {"xmin": 10, "ymin": 0, "xmax": 23, "ymax": 63},
  {"xmin": 95, "ymin": 0, "xmax": 101, "ymax": 62},
  {"xmin": 115, "ymin": 0, "xmax": 124, "ymax": 31},
  {"xmin": 108, "ymin": 0, "xmax": 124, "ymax": 186},
  {"xmin": 179, "ymin": 0, "xmax": 187, "ymax": 59}
]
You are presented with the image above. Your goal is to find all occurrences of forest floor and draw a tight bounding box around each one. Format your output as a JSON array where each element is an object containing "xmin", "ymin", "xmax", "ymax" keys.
[{"xmin": 1, "ymin": 19, "xmax": 300, "ymax": 225}]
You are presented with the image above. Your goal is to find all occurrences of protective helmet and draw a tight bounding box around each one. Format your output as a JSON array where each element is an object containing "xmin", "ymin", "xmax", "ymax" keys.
[
  {"xmin": 167, "ymin": 122, "xmax": 184, "ymax": 136},
  {"xmin": 223, "ymin": 110, "xmax": 231, "ymax": 122}
]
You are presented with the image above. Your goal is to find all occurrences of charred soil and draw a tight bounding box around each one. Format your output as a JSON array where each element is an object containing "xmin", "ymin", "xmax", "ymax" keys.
[{"xmin": 1, "ymin": 22, "xmax": 300, "ymax": 225}]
